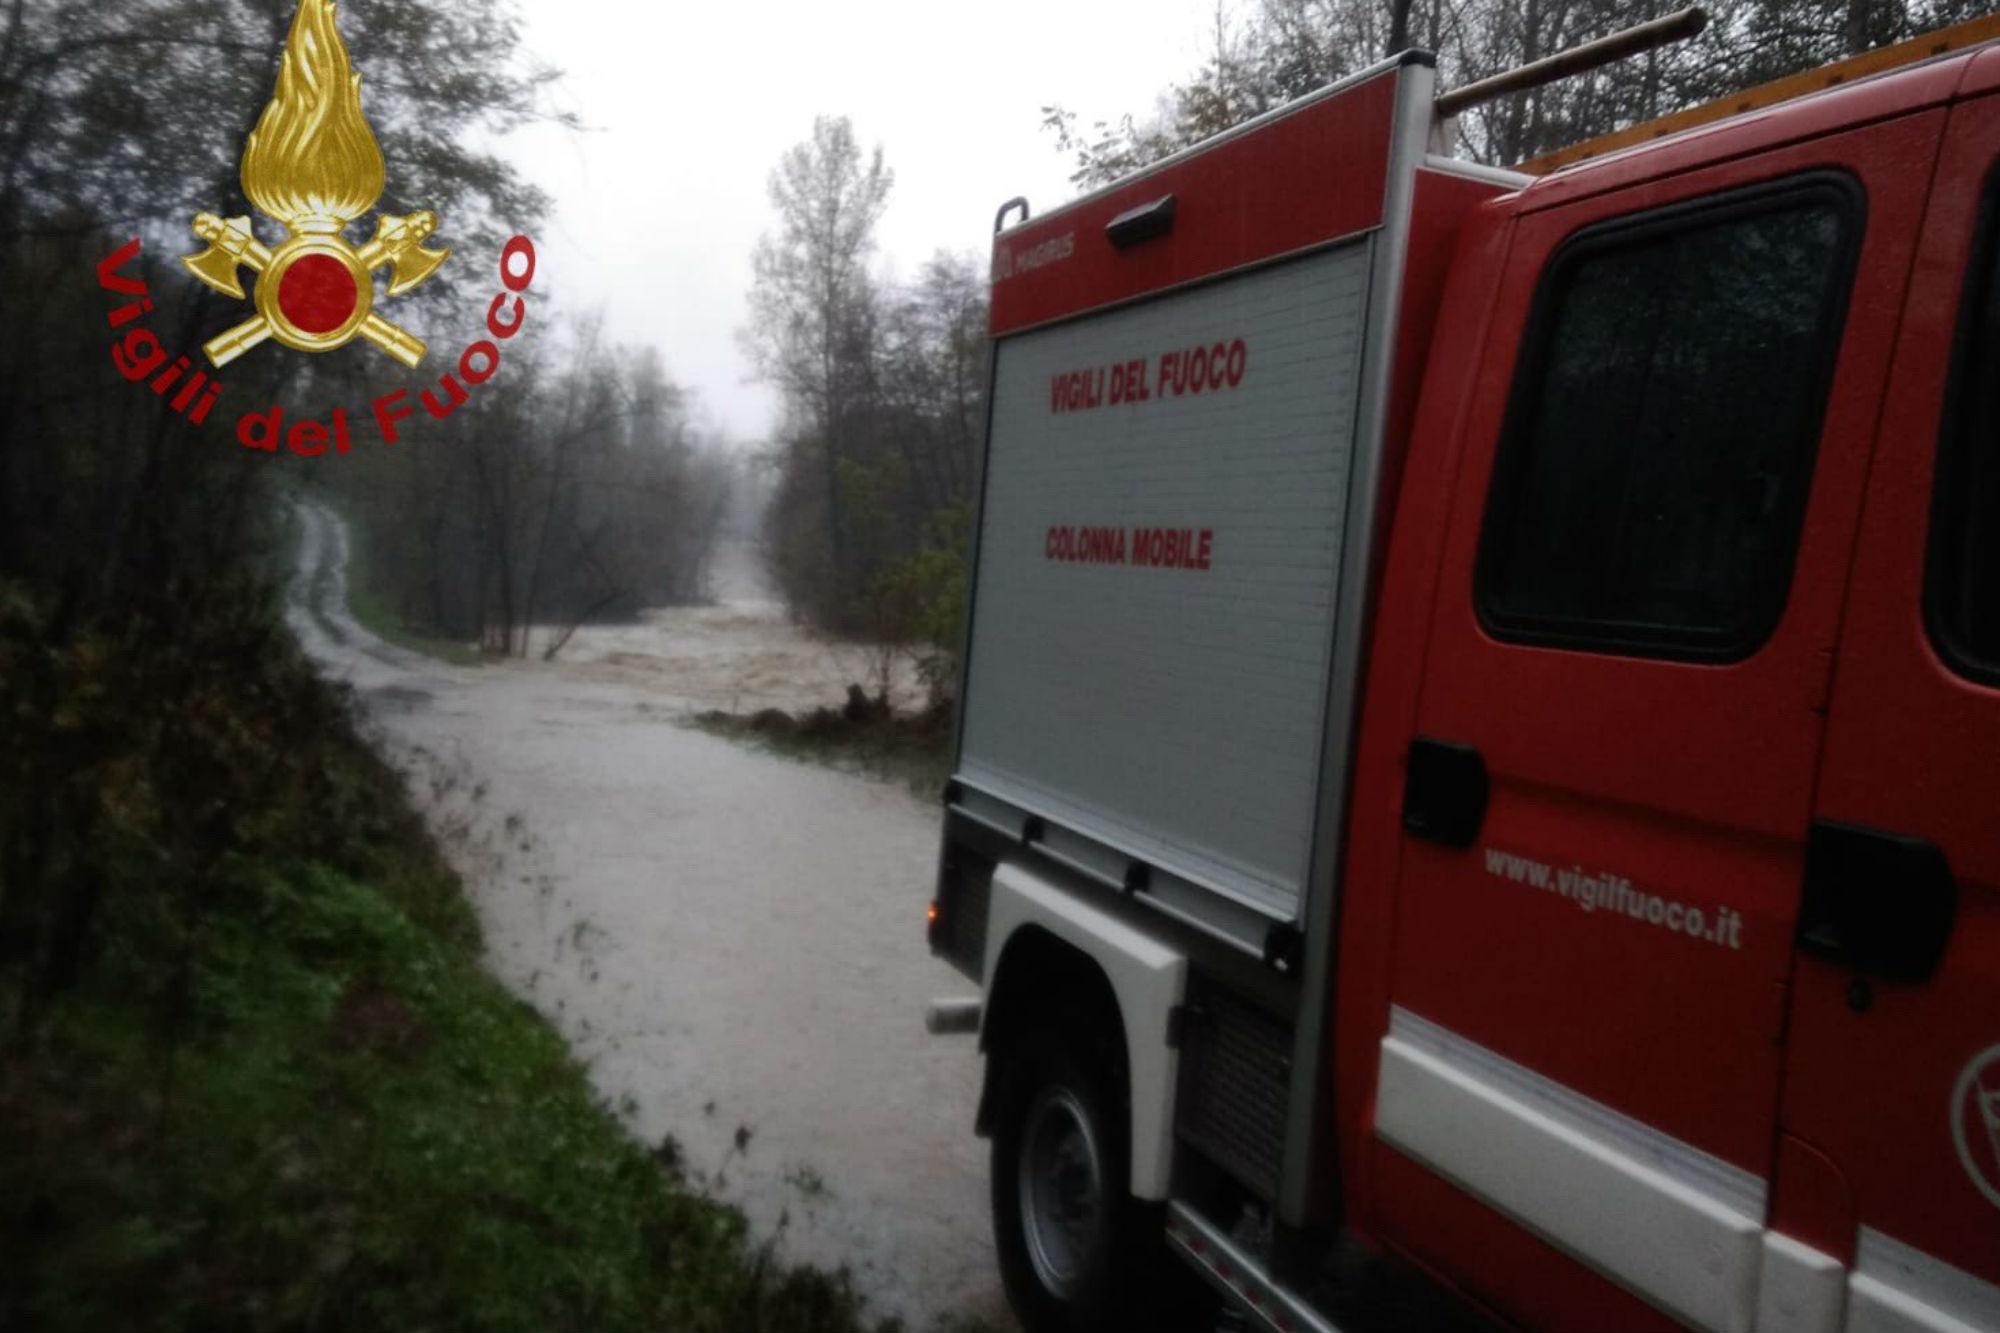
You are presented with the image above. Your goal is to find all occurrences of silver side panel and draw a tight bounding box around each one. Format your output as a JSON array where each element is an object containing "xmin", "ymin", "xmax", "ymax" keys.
[
  {"xmin": 958, "ymin": 239, "xmax": 1376, "ymax": 926},
  {"xmin": 1279, "ymin": 57, "xmax": 1439, "ymax": 1225}
]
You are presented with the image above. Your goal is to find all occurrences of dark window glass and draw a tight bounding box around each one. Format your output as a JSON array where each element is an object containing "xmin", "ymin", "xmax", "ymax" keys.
[
  {"xmin": 1928, "ymin": 170, "xmax": 2000, "ymax": 684},
  {"xmin": 1478, "ymin": 181, "xmax": 1859, "ymax": 659}
]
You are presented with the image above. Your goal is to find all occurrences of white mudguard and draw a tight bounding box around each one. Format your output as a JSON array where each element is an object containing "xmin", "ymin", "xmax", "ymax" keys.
[{"xmin": 983, "ymin": 858, "xmax": 1188, "ymax": 1199}]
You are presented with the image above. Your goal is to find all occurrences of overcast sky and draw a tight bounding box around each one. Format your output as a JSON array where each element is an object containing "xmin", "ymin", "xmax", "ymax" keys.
[{"xmin": 506, "ymin": 0, "xmax": 1230, "ymax": 444}]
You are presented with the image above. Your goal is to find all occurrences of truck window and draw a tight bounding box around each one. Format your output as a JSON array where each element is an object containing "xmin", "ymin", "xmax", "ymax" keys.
[
  {"xmin": 1477, "ymin": 178, "xmax": 1861, "ymax": 660},
  {"xmin": 1928, "ymin": 165, "xmax": 2000, "ymax": 685}
]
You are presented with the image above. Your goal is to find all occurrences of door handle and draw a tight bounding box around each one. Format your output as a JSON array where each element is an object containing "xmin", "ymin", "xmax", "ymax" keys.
[
  {"xmin": 1403, "ymin": 737, "xmax": 1489, "ymax": 848},
  {"xmin": 1799, "ymin": 821, "xmax": 1956, "ymax": 984}
]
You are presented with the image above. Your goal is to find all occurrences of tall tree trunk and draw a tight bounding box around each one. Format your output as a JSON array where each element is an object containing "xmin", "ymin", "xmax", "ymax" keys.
[
  {"xmin": 1845, "ymin": 0, "xmax": 1870, "ymax": 56},
  {"xmin": 821, "ymin": 340, "xmax": 847, "ymax": 585},
  {"xmin": 1388, "ymin": 0, "xmax": 1414, "ymax": 56},
  {"xmin": 521, "ymin": 399, "xmax": 577, "ymax": 659}
]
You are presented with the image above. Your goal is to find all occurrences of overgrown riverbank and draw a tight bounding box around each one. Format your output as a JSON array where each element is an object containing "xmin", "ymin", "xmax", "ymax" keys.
[
  {"xmin": 345, "ymin": 569, "xmax": 487, "ymax": 668},
  {"xmin": 0, "ymin": 581, "xmax": 891, "ymax": 1333},
  {"xmin": 691, "ymin": 688, "xmax": 954, "ymax": 797}
]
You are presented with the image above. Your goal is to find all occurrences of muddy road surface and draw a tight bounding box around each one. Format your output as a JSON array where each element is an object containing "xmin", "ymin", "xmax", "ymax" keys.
[{"xmin": 289, "ymin": 503, "xmax": 1011, "ymax": 1331}]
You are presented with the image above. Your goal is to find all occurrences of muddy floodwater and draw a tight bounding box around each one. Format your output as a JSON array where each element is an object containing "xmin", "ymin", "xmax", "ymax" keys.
[{"xmin": 289, "ymin": 504, "xmax": 1012, "ymax": 1331}]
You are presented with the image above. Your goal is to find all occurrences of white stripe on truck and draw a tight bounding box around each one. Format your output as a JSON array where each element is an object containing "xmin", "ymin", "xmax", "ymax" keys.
[
  {"xmin": 1848, "ymin": 1228, "xmax": 2000, "ymax": 1333},
  {"xmin": 1376, "ymin": 1005, "xmax": 1766, "ymax": 1333},
  {"xmin": 1376, "ymin": 1009, "xmax": 2000, "ymax": 1333}
]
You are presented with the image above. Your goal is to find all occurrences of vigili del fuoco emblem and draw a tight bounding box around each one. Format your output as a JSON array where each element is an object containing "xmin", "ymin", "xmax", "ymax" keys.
[{"xmin": 182, "ymin": 0, "xmax": 450, "ymax": 369}]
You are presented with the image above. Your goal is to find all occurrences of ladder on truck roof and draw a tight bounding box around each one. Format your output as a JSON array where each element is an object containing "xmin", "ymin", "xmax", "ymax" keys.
[{"xmin": 1505, "ymin": 10, "xmax": 2000, "ymax": 175}]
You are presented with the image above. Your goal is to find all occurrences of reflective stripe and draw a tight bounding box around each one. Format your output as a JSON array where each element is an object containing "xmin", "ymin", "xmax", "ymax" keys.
[
  {"xmin": 1757, "ymin": 1231, "xmax": 1847, "ymax": 1333},
  {"xmin": 1848, "ymin": 1228, "xmax": 2000, "ymax": 1333},
  {"xmin": 1377, "ymin": 1006, "xmax": 1766, "ymax": 1333},
  {"xmin": 1384, "ymin": 1006, "xmax": 1767, "ymax": 1215},
  {"xmin": 1375, "ymin": 1009, "xmax": 2000, "ymax": 1333}
]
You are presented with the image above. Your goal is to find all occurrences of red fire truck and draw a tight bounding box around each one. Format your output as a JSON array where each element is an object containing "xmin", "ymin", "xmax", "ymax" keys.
[{"xmin": 926, "ymin": 12, "xmax": 2000, "ymax": 1333}]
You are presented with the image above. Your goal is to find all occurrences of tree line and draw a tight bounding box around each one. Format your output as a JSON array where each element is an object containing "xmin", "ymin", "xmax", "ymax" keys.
[
  {"xmin": 325, "ymin": 322, "xmax": 737, "ymax": 660},
  {"xmin": 741, "ymin": 116, "xmax": 987, "ymax": 704},
  {"xmin": 0, "ymin": 0, "xmax": 723, "ymax": 1037},
  {"xmin": 1043, "ymin": 0, "xmax": 1996, "ymax": 183}
]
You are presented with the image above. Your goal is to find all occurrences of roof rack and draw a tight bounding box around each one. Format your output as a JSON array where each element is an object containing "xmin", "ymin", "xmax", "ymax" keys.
[
  {"xmin": 1518, "ymin": 10, "xmax": 2000, "ymax": 175},
  {"xmin": 1435, "ymin": 8, "xmax": 1708, "ymax": 120}
]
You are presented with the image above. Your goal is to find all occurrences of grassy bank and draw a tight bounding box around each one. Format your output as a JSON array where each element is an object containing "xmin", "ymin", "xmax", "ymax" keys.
[
  {"xmin": 690, "ymin": 691, "xmax": 953, "ymax": 797},
  {"xmin": 0, "ymin": 581, "xmax": 887, "ymax": 1333},
  {"xmin": 336, "ymin": 519, "xmax": 486, "ymax": 668},
  {"xmin": 343, "ymin": 568, "xmax": 487, "ymax": 668}
]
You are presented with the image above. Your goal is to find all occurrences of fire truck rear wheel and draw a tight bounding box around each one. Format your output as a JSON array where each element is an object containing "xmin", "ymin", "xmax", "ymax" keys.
[{"xmin": 991, "ymin": 1041, "xmax": 1210, "ymax": 1332}]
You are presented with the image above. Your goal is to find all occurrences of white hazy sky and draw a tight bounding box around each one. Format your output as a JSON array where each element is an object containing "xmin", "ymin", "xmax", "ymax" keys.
[{"xmin": 506, "ymin": 0, "xmax": 1230, "ymax": 443}]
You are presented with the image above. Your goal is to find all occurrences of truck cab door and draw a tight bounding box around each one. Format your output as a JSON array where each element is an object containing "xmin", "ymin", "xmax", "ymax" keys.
[
  {"xmin": 1774, "ymin": 87, "xmax": 2000, "ymax": 1333},
  {"xmin": 1368, "ymin": 112, "xmax": 1942, "ymax": 1333}
]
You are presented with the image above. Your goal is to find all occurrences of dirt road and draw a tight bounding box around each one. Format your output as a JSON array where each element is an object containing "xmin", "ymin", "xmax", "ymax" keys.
[{"xmin": 289, "ymin": 503, "xmax": 1010, "ymax": 1331}]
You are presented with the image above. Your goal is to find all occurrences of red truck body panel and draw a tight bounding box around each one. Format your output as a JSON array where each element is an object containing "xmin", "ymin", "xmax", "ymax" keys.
[
  {"xmin": 959, "ymin": 34, "xmax": 2000, "ymax": 1333},
  {"xmin": 1774, "ymin": 84, "xmax": 2000, "ymax": 1298},
  {"xmin": 1339, "ymin": 47, "xmax": 1999, "ymax": 1333},
  {"xmin": 988, "ymin": 73, "xmax": 1396, "ymax": 339}
]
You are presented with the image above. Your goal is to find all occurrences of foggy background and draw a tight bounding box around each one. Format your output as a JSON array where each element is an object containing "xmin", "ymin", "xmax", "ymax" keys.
[{"xmin": 506, "ymin": 0, "xmax": 1230, "ymax": 441}]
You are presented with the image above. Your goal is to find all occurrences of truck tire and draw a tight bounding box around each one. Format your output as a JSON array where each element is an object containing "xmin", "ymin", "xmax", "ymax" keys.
[{"xmin": 990, "ymin": 1041, "xmax": 1212, "ymax": 1332}]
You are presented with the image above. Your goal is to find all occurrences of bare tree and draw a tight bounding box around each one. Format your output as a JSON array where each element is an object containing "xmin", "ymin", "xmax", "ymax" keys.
[{"xmin": 742, "ymin": 116, "xmax": 893, "ymax": 593}]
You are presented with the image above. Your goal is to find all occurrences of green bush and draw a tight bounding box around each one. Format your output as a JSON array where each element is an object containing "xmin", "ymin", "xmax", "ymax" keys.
[{"xmin": 860, "ymin": 505, "xmax": 969, "ymax": 707}]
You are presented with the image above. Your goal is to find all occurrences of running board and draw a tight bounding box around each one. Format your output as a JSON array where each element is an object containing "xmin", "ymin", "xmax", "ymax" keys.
[{"xmin": 1165, "ymin": 1200, "xmax": 1340, "ymax": 1333}]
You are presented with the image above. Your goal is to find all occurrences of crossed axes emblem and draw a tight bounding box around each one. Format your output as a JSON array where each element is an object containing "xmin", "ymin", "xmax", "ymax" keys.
[
  {"xmin": 180, "ymin": 0, "xmax": 451, "ymax": 370},
  {"xmin": 183, "ymin": 210, "xmax": 449, "ymax": 369}
]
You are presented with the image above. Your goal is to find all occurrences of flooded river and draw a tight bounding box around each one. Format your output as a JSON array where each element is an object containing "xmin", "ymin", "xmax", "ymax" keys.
[{"xmin": 288, "ymin": 502, "xmax": 1011, "ymax": 1331}]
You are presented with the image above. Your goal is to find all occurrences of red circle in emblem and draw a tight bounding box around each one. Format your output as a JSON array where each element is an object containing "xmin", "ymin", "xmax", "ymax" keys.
[{"xmin": 277, "ymin": 254, "xmax": 358, "ymax": 335}]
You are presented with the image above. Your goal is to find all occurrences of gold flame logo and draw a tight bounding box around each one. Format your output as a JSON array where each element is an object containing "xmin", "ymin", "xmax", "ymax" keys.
[
  {"xmin": 181, "ymin": 0, "xmax": 448, "ymax": 368},
  {"xmin": 242, "ymin": 0, "xmax": 386, "ymax": 231}
]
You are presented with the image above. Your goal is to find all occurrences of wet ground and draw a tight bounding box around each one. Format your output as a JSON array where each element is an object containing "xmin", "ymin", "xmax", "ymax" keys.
[{"xmin": 288, "ymin": 503, "xmax": 1012, "ymax": 1331}]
